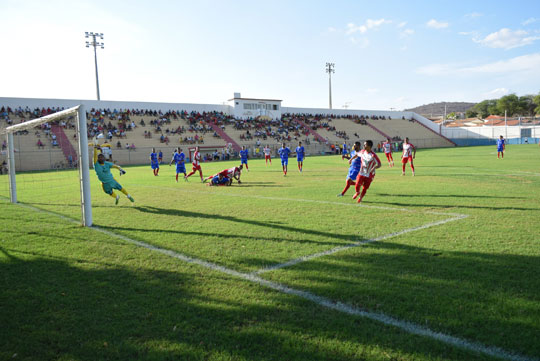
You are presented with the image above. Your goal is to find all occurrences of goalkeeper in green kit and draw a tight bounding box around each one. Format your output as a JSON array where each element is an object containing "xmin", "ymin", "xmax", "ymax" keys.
[{"xmin": 93, "ymin": 145, "xmax": 134, "ymax": 205}]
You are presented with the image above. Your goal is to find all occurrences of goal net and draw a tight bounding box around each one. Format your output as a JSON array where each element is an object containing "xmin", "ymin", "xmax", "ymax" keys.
[{"xmin": 0, "ymin": 105, "xmax": 93, "ymax": 226}]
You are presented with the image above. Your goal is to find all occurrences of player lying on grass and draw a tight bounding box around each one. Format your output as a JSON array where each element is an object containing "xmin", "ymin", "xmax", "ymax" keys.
[
  {"xmin": 93, "ymin": 146, "xmax": 134, "ymax": 204},
  {"xmin": 352, "ymin": 140, "xmax": 381, "ymax": 203},
  {"xmin": 203, "ymin": 165, "xmax": 243, "ymax": 185},
  {"xmin": 207, "ymin": 173, "xmax": 232, "ymax": 186},
  {"xmin": 337, "ymin": 141, "xmax": 361, "ymax": 197}
]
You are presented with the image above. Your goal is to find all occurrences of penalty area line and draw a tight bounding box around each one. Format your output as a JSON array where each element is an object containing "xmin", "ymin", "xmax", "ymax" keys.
[
  {"xmin": 4, "ymin": 200, "xmax": 537, "ymax": 361},
  {"xmin": 254, "ymin": 214, "xmax": 468, "ymax": 275}
]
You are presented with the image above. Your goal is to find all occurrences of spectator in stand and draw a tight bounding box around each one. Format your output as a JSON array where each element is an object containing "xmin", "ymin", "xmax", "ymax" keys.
[{"xmin": 37, "ymin": 139, "xmax": 44, "ymax": 149}]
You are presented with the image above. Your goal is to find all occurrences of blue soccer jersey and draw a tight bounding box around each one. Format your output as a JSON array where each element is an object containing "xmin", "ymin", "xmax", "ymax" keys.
[
  {"xmin": 347, "ymin": 152, "xmax": 362, "ymax": 181},
  {"xmin": 173, "ymin": 152, "xmax": 186, "ymax": 173},
  {"xmin": 150, "ymin": 152, "xmax": 159, "ymax": 169},
  {"xmin": 279, "ymin": 147, "xmax": 291, "ymax": 165},
  {"xmin": 496, "ymin": 139, "xmax": 505, "ymax": 151},
  {"xmin": 240, "ymin": 149, "xmax": 249, "ymax": 163},
  {"xmin": 296, "ymin": 146, "xmax": 305, "ymax": 161}
]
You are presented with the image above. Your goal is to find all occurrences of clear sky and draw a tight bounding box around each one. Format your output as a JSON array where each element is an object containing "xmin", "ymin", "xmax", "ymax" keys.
[{"xmin": 1, "ymin": 0, "xmax": 539, "ymax": 110}]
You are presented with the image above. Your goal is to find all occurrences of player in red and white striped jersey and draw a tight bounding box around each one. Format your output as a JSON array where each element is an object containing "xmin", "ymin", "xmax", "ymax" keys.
[
  {"xmin": 185, "ymin": 146, "xmax": 204, "ymax": 181},
  {"xmin": 401, "ymin": 137, "xmax": 416, "ymax": 176},
  {"xmin": 351, "ymin": 140, "xmax": 381, "ymax": 203},
  {"xmin": 203, "ymin": 165, "xmax": 243, "ymax": 184},
  {"xmin": 263, "ymin": 145, "xmax": 272, "ymax": 165},
  {"xmin": 382, "ymin": 139, "xmax": 394, "ymax": 167}
]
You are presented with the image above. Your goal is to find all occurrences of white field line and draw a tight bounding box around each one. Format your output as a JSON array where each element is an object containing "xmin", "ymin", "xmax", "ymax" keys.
[
  {"xmin": 4, "ymin": 200, "xmax": 537, "ymax": 361},
  {"xmin": 135, "ymin": 184, "xmax": 471, "ymax": 216},
  {"xmin": 254, "ymin": 214, "xmax": 468, "ymax": 275}
]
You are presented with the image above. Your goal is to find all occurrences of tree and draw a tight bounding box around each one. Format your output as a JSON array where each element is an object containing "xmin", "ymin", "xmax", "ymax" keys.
[
  {"xmin": 473, "ymin": 99, "xmax": 498, "ymax": 118},
  {"xmin": 518, "ymin": 95, "xmax": 536, "ymax": 116},
  {"xmin": 533, "ymin": 93, "xmax": 540, "ymax": 115},
  {"xmin": 496, "ymin": 94, "xmax": 520, "ymax": 116},
  {"xmin": 465, "ymin": 109, "xmax": 478, "ymax": 118}
]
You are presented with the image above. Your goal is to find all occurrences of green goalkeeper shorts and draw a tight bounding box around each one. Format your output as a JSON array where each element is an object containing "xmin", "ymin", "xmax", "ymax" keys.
[{"xmin": 102, "ymin": 180, "xmax": 122, "ymax": 195}]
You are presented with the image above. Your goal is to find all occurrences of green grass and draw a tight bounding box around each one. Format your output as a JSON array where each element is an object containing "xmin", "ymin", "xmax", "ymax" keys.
[{"xmin": 1, "ymin": 145, "xmax": 539, "ymax": 361}]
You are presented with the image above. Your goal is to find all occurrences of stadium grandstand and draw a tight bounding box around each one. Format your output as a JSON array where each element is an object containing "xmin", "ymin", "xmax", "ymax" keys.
[{"xmin": 5, "ymin": 92, "xmax": 537, "ymax": 171}]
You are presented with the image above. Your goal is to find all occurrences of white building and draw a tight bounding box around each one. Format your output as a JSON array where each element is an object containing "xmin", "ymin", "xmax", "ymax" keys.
[{"xmin": 229, "ymin": 92, "xmax": 282, "ymax": 120}]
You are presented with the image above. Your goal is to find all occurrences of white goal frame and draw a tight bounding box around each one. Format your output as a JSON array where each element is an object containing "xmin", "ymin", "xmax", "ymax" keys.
[{"xmin": 2, "ymin": 105, "xmax": 93, "ymax": 226}]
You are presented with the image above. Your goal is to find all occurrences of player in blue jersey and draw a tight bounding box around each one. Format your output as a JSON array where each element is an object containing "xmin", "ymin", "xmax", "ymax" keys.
[
  {"xmin": 239, "ymin": 145, "xmax": 249, "ymax": 171},
  {"xmin": 278, "ymin": 143, "xmax": 291, "ymax": 176},
  {"xmin": 341, "ymin": 142, "xmax": 348, "ymax": 160},
  {"xmin": 207, "ymin": 173, "xmax": 231, "ymax": 186},
  {"xmin": 296, "ymin": 141, "xmax": 305, "ymax": 172},
  {"xmin": 150, "ymin": 148, "xmax": 159, "ymax": 176},
  {"xmin": 497, "ymin": 135, "xmax": 505, "ymax": 159},
  {"xmin": 337, "ymin": 142, "xmax": 361, "ymax": 197},
  {"xmin": 169, "ymin": 147, "xmax": 187, "ymax": 182},
  {"xmin": 93, "ymin": 146, "xmax": 134, "ymax": 205}
]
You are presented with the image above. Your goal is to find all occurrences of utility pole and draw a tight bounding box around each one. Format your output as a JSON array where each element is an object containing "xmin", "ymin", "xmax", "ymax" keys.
[
  {"xmin": 85, "ymin": 32, "xmax": 104, "ymax": 101},
  {"xmin": 325, "ymin": 62, "xmax": 335, "ymax": 109}
]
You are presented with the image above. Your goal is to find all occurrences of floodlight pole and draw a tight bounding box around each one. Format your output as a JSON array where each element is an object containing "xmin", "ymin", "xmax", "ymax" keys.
[
  {"xmin": 85, "ymin": 32, "xmax": 104, "ymax": 101},
  {"xmin": 326, "ymin": 62, "xmax": 335, "ymax": 109}
]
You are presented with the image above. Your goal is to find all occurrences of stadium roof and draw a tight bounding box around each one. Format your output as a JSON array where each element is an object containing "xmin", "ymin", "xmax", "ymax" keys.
[{"xmin": 228, "ymin": 97, "xmax": 282, "ymax": 102}]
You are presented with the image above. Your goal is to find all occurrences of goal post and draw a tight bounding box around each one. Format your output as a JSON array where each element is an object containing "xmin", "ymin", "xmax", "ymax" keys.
[{"xmin": 2, "ymin": 105, "xmax": 93, "ymax": 227}]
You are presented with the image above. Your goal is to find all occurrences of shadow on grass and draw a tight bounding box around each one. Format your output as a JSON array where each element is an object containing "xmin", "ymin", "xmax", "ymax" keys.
[
  {"xmin": 98, "ymin": 225, "xmax": 348, "ymax": 247},
  {"xmin": 365, "ymin": 199, "xmax": 539, "ymax": 211},
  {"xmin": 270, "ymin": 240, "xmax": 540, "ymax": 359},
  {"xmin": 375, "ymin": 193, "xmax": 526, "ymax": 200},
  {"xmin": 0, "ymin": 246, "xmax": 487, "ymax": 361},
  {"xmin": 132, "ymin": 205, "xmax": 359, "ymax": 242}
]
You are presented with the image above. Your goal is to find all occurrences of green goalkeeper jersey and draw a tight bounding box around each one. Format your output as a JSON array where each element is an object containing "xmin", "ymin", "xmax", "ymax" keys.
[{"xmin": 94, "ymin": 161, "xmax": 115, "ymax": 183}]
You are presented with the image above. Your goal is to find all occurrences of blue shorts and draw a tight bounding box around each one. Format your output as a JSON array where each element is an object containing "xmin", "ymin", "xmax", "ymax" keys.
[
  {"xmin": 281, "ymin": 158, "xmax": 288, "ymax": 166},
  {"xmin": 297, "ymin": 156, "xmax": 304, "ymax": 162},
  {"xmin": 497, "ymin": 147, "xmax": 504, "ymax": 152},
  {"xmin": 347, "ymin": 168, "xmax": 359, "ymax": 181},
  {"xmin": 241, "ymin": 159, "xmax": 248, "ymax": 165},
  {"xmin": 102, "ymin": 179, "xmax": 122, "ymax": 195},
  {"xmin": 151, "ymin": 161, "xmax": 159, "ymax": 169},
  {"xmin": 176, "ymin": 164, "xmax": 186, "ymax": 173}
]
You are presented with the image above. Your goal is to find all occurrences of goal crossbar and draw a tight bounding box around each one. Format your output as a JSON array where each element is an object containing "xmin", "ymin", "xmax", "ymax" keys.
[
  {"xmin": 2, "ymin": 106, "xmax": 80, "ymax": 135},
  {"xmin": 4, "ymin": 105, "xmax": 93, "ymax": 227}
]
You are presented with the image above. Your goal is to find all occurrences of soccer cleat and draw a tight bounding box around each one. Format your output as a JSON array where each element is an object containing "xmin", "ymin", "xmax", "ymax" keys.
[
  {"xmin": 357, "ymin": 196, "xmax": 363, "ymax": 204},
  {"xmin": 127, "ymin": 195, "xmax": 135, "ymax": 202},
  {"xmin": 352, "ymin": 192, "xmax": 359, "ymax": 199},
  {"xmin": 401, "ymin": 172, "xmax": 405, "ymax": 176},
  {"xmin": 412, "ymin": 172, "xmax": 415, "ymax": 176},
  {"xmin": 115, "ymin": 194, "xmax": 120, "ymax": 205},
  {"xmin": 337, "ymin": 193, "xmax": 343, "ymax": 197},
  {"xmin": 176, "ymin": 179, "xmax": 178, "ymax": 183}
]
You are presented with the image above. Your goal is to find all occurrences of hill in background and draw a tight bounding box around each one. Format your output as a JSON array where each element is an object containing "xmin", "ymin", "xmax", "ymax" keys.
[{"xmin": 405, "ymin": 102, "xmax": 476, "ymax": 117}]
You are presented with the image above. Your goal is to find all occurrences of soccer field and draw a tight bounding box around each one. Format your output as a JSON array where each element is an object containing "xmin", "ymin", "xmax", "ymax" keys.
[{"xmin": 1, "ymin": 145, "xmax": 539, "ymax": 361}]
